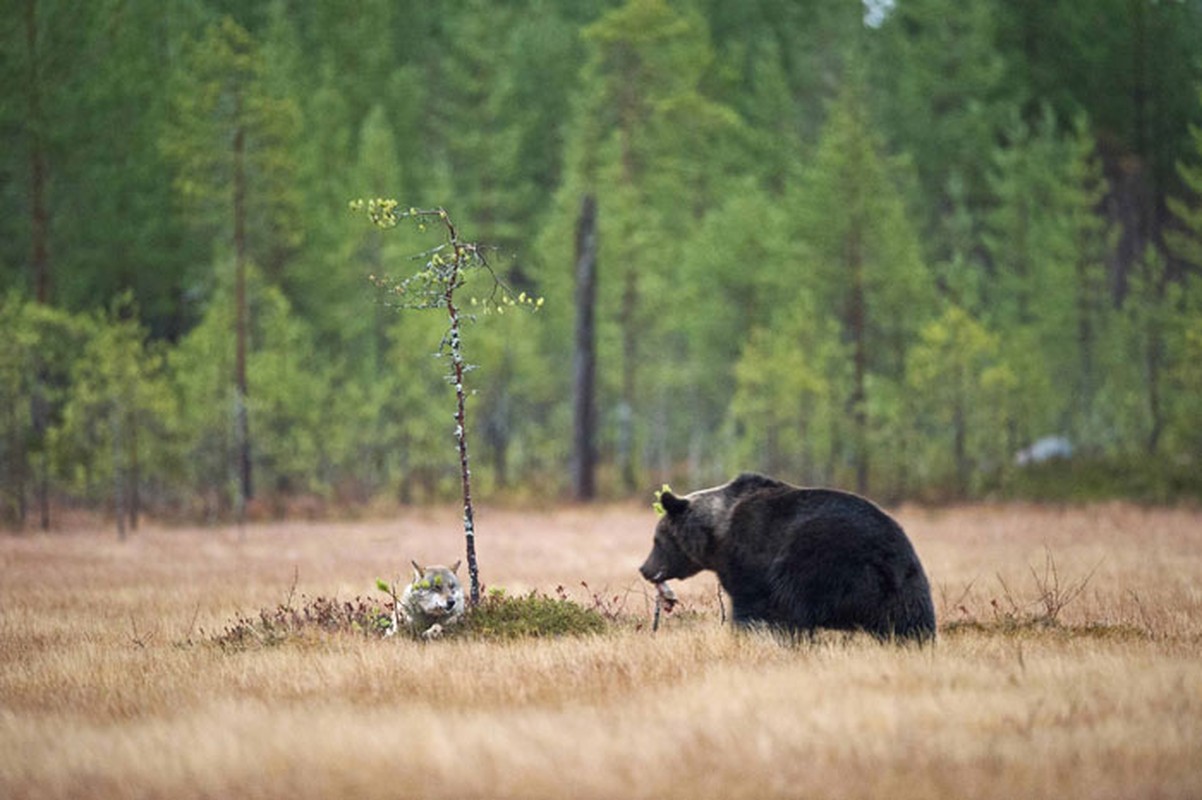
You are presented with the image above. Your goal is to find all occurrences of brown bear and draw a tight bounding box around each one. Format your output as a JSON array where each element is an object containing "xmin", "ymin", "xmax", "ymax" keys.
[{"xmin": 639, "ymin": 473, "xmax": 936, "ymax": 642}]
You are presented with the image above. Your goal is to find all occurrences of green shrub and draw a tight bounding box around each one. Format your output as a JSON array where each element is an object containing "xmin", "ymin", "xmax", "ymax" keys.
[
  {"xmin": 462, "ymin": 589, "xmax": 608, "ymax": 640},
  {"xmin": 1004, "ymin": 455, "xmax": 1202, "ymax": 504}
]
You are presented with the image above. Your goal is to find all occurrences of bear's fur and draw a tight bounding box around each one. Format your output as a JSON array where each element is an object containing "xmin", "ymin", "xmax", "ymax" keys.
[{"xmin": 639, "ymin": 473, "xmax": 936, "ymax": 642}]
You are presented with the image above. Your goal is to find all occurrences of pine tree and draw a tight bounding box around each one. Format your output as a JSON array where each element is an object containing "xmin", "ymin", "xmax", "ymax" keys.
[
  {"xmin": 160, "ymin": 16, "xmax": 301, "ymax": 519},
  {"xmin": 1167, "ymin": 85, "xmax": 1202, "ymax": 273},
  {"xmin": 727, "ymin": 290, "xmax": 845, "ymax": 485},
  {"xmin": 0, "ymin": 295, "xmax": 87, "ymax": 529},
  {"xmin": 982, "ymin": 110, "xmax": 1119, "ymax": 451},
  {"xmin": 539, "ymin": 0, "xmax": 742, "ymax": 490},
  {"xmin": 905, "ymin": 305, "xmax": 1009, "ymax": 496},
  {"xmin": 869, "ymin": 0, "xmax": 1011, "ymax": 250},
  {"xmin": 168, "ymin": 263, "xmax": 326, "ymax": 518},
  {"xmin": 791, "ymin": 61, "xmax": 933, "ymax": 493},
  {"xmin": 53, "ymin": 298, "xmax": 174, "ymax": 537}
]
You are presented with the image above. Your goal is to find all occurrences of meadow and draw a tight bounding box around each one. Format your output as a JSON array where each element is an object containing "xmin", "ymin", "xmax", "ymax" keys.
[{"xmin": 2, "ymin": 502, "xmax": 1200, "ymax": 799}]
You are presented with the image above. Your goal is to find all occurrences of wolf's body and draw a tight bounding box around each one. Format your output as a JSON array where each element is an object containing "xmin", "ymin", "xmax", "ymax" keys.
[{"xmin": 389, "ymin": 561, "xmax": 465, "ymax": 640}]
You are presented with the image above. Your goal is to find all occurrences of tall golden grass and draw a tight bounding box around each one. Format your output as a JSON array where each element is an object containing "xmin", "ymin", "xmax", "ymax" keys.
[{"xmin": 2, "ymin": 502, "xmax": 1200, "ymax": 799}]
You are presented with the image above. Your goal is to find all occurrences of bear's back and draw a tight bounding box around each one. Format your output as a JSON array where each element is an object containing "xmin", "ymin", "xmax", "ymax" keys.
[
  {"xmin": 723, "ymin": 482, "xmax": 935, "ymax": 641},
  {"xmin": 727, "ymin": 484, "xmax": 908, "ymax": 553}
]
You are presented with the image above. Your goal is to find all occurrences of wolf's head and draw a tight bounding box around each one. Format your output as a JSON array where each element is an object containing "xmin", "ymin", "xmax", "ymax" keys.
[{"xmin": 402, "ymin": 560, "xmax": 466, "ymax": 623}]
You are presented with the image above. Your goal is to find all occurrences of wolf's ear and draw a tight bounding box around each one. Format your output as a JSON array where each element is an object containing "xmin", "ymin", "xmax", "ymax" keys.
[
  {"xmin": 451, "ymin": 559, "xmax": 462, "ymax": 575},
  {"xmin": 410, "ymin": 560, "xmax": 424, "ymax": 581},
  {"xmin": 661, "ymin": 491, "xmax": 689, "ymax": 517}
]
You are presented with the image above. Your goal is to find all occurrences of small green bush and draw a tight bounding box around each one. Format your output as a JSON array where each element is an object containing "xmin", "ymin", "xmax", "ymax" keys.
[
  {"xmin": 462, "ymin": 589, "xmax": 608, "ymax": 640},
  {"xmin": 1003, "ymin": 455, "xmax": 1202, "ymax": 504}
]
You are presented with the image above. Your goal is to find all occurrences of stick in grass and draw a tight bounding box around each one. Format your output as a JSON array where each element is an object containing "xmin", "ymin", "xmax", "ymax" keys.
[{"xmin": 653, "ymin": 581, "xmax": 677, "ymax": 632}]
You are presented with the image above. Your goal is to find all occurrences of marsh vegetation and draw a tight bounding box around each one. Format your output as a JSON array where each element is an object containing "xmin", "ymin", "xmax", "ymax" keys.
[{"xmin": 2, "ymin": 503, "xmax": 1200, "ymax": 799}]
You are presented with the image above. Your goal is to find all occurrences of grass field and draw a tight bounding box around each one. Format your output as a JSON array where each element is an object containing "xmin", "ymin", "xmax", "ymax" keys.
[{"xmin": 2, "ymin": 502, "xmax": 1201, "ymax": 799}]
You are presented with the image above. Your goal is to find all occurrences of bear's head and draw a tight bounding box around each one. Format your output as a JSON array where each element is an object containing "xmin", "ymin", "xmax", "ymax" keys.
[
  {"xmin": 638, "ymin": 473, "xmax": 782, "ymax": 584},
  {"xmin": 639, "ymin": 488, "xmax": 723, "ymax": 583}
]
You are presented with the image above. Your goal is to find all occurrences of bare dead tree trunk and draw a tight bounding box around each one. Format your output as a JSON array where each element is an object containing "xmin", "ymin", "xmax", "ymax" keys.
[
  {"xmin": 572, "ymin": 193, "xmax": 598, "ymax": 501},
  {"xmin": 442, "ymin": 238, "xmax": 480, "ymax": 606}
]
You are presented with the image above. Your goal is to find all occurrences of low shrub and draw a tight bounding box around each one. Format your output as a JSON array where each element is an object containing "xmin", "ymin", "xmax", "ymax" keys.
[
  {"xmin": 208, "ymin": 585, "xmax": 608, "ymax": 649},
  {"xmin": 462, "ymin": 589, "xmax": 608, "ymax": 640},
  {"xmin": 210, "ymin": 594, "xmax": 391, "ymax": 650}
]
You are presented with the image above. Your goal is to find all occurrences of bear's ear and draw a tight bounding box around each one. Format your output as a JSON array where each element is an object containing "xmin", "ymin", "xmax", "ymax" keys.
[{"xmin": 661, "ymin": 491, "xmax": 690, "ymax": 517}]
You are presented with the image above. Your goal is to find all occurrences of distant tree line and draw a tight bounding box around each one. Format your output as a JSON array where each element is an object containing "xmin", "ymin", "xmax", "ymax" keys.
[{"xmin": 2, "ymin": 0, "xmax": 1202, "ymax": 528}]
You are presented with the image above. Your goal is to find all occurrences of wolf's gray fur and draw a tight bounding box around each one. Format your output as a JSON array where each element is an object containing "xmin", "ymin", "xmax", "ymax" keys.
[{"xmin": 389, "ymin": 560, "xmax": 465, "ymax": 640}]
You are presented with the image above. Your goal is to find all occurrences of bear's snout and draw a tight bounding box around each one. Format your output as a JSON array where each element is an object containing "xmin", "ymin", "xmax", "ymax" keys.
[{"xmin": 639, "ymin": 559, "xmax": 665, "ymax": 583}]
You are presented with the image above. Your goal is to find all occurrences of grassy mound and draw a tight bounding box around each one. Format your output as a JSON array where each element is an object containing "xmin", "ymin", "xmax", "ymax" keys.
[
  {"xmin": 209, "ymin": 587, "xmax": 608, "ymax": 649},
  {"xmin": 462, "ymin": 589, "xmax": 607, "ymax": 639}
]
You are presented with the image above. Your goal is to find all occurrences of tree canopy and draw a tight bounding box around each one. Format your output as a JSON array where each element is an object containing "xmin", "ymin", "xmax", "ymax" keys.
[{"xmin": 2, "ymin": 0, "xmax": 1202, "ymax": 526}]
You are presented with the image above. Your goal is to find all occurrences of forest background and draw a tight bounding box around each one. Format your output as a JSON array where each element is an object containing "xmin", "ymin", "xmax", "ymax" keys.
[{"xmin": 3, "ymin": 0, "xmax": 1202, "ymax": 531}]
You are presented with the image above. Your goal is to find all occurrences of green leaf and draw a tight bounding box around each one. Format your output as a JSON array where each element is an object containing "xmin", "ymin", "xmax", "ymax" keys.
[{"xmin": 652, "ymin": 484, "xmax": 672, "ymax": 516}]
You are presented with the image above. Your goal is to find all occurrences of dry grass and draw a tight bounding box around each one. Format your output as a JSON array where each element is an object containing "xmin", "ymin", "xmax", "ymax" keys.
[{"xmin": 2, "ymin": 502, "xmax": 1201, "ymax": 799}]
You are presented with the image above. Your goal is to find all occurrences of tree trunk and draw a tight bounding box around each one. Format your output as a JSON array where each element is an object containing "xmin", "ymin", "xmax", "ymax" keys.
[
  {"xmin": 129, "ymin": 422, "xmax": 140, "ymax": 532},
  {"xmin": 571, "ymin": 193, "xmax": 598, "ymax": 501},
  {"xmin": 6, "ymin": 400, "xmax": 28, "ymax": 529},
  {"xmin": 619, "ymin": 268, "xmax": 639, "ymax": 492},
  {"xmin": 233, "ymin": 112, "xmax": 253, "ymax": 521},
  {"xmin": 1145, "ymin": 315, "xmax": 1164, "ymax": 455},
  {"xmin": 1076, "ymin": 259, "xmax": 1095, "ymax": 417},
  {"xmin": 845, "ymin": 227, "xmax": 869, "ymax": 495},
  {"xmin": 25, "ymin": 0, "xmax": 51, "ymax": 305},
  {"xmin": 26, "ymin": 0, "xmax": 52, "ymax": 531},
  {"xmin": 446, "ymin": 277, "xmax": 479, "ymax": 606},
  {"xmin": 112, "ymin": 415, "xmax": 126, "ymax": 541},
  {"xmin": 31, "ymin": 383, "xmax": 50, "ymax": 530},
  {"xmin": 953, "ymin": 393, "xmax": 968, "ymax": 497}
]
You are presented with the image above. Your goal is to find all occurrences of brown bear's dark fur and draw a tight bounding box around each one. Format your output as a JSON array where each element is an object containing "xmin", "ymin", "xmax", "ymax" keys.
[{"xmin": 640, "ymin": 473, "xmax": 936, "ymax": 642}]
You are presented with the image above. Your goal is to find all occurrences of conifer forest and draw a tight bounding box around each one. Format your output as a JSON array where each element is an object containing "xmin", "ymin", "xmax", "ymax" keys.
[{"xmin": 3, "ymin": 0, "xmax": 1202, "ymax": 527}]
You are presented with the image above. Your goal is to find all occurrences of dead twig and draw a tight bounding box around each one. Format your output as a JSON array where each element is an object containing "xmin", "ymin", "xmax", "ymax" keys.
[
  {"xmin": 1029, "ymin": 547, "xmax": 1100, "ymax": 624},
  {"xmin": 652, "ymin": 582, "xmax": 677, "ymax": 633},
  {"xmin": 129, "ymin": 614, "xmax": 156, "ymax": 649}
]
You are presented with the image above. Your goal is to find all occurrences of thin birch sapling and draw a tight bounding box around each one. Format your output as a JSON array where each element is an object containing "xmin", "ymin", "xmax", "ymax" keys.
[{"xmin": 351, "ymin": 201, "xmax": 540, "ymax": 606}]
